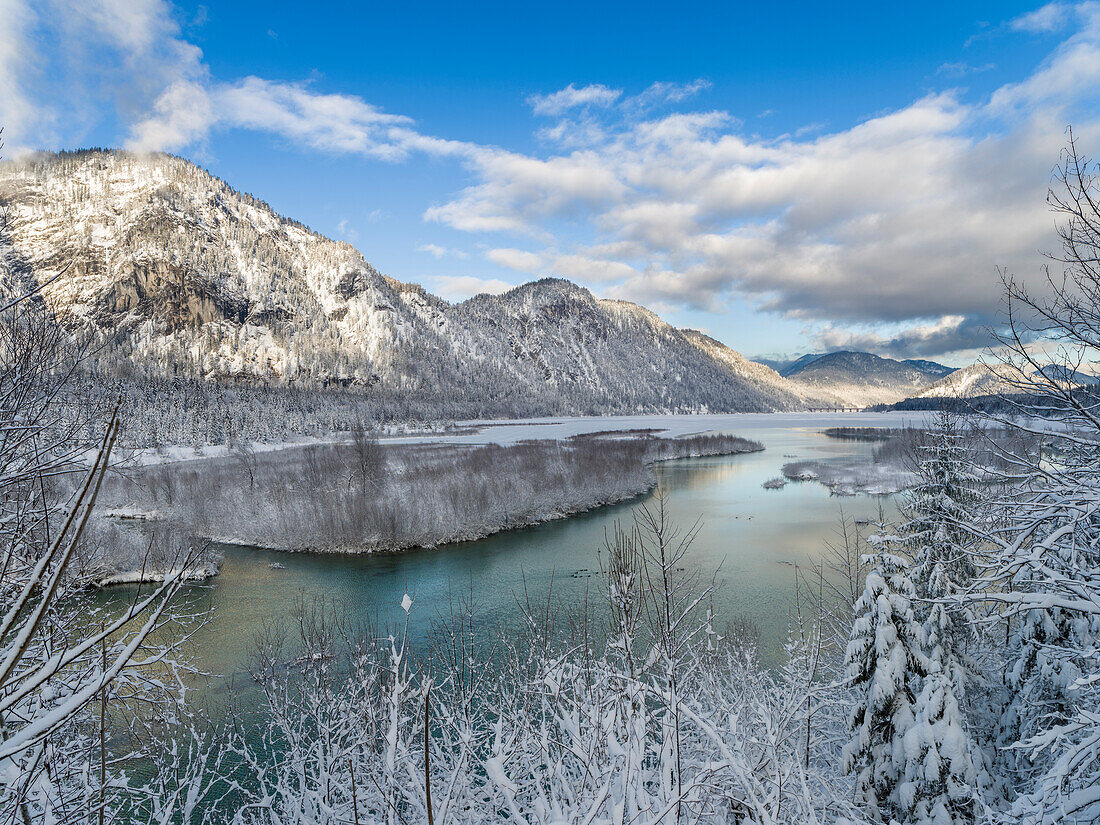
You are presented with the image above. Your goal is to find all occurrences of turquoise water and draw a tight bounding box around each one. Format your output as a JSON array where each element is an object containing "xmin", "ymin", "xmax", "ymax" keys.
[{"xmin": 100, "ymin": 413, "xmax": 912, "ymax": 706}]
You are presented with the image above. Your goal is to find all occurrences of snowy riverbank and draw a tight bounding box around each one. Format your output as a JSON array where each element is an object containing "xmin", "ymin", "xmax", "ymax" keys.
[
  {"xmin": 93, "ymin": 561, "xmax": 220, "ymax": 588},
  {"xmin": 779, "ymin": 424, "xmax": 1039, "ymax": 496},
  {"xmin": 95, "ymin": 430, "xmax": 762, "ymax": 565}
]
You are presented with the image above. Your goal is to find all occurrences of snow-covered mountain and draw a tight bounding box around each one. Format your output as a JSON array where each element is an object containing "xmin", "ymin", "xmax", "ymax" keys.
[
  {"xmin": 0, "ymin": 149, "xmax": 412, "ymax": 382},
  {"xmin": 682, "ymin": 331, "xmax": 842, "ymax": 408},
  {"xmin": 915, "ymin": 361, "xmax": 1098, "ymax": 401},
  {"xmin": 777, "ymin": 353, "xmax": 829, "ymax": 376},
  {"xmin": 901, "ymin": 358, "xmax": 955, "ymax": 379},
  {"xmin": 1032, "ymin": 364, "xmax": 1099, "ymax": 385},
  {"xmin": 916, "ymin": 363, "xmax": 1020, "ymax": 399},
  {"xmin": 780, "ymin": 351, "xmax": 953, "ymax": 407},
  {"xmin": 0, "ymin": 149, "xmax": 831, "ymax": 415}
]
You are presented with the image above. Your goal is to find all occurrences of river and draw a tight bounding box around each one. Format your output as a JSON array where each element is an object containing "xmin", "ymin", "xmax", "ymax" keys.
[{"xmin": 100, "ymin": 411, "xmax": 924, "ymax": 705}]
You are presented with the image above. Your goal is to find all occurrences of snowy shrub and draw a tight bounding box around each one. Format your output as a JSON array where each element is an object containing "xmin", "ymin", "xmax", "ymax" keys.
[
  {"xmin": 0, "ymin": 281, "xmax": 198, "ymax": 822},
  {"xmin": 209, "ymin": 500, "xmax": 861, "ymax": 825},
  {"xmin": 99, "ymin": 433, "xmax": 761, "ymax": 555}
]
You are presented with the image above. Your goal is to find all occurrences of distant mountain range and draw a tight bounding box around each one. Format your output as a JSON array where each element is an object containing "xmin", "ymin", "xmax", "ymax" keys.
[
  {"xmin": 0, "ymin": 149, "xmax": 989, "ymax": 415},
  {"xmin": 766, "ymin": 352, "xmax": 953, "ymax": 380},
  {"xmin": 773, "ymin": 351, "xmax": 955, "ymax": 407},
  {"xmin": 914, "ymin": 363, "xmax": 1020, "ymax": 400},
  {"xmin": 912, "ymin": 362, "xmax": 1099, "ymax": 402}
]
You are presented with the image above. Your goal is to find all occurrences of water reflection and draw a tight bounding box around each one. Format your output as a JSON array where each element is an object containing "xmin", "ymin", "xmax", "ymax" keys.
[{"xmin": 97, "ymin": 417, "xmax": 905, "ymax": 710}]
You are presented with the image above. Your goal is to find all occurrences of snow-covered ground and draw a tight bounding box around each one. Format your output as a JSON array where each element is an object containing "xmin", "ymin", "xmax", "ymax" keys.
[
  {"xmin": 113, "ymin": 422, "xmax": 466, "ymax": 468},
  {"xmin": 94, "ymin": 562, "xmax": 219, "ymax": 588},
  {"xmin": 781, "ymin": 458, "xmax": 916, "ymax": 496},
  {"xmin": 777, "ymin": 418, "xmax": 1041, "ymax": 496}
]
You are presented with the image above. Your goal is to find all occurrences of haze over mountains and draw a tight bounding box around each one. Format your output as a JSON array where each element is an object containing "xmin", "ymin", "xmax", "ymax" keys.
[{"xmin": 0, "ymin": 149, "xmax": 975, "ymax": 414}]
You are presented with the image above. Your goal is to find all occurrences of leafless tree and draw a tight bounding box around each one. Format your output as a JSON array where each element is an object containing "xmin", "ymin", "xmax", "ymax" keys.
[
  {"xmin": 966, "ymin": 129, "xmax": 1100, "ymax": 822},
  {"xmin": 0, "ymin": 129, "xmax": 207, "ymax": 822},
  {"xmin": 347, "ymin": 420, "xmax": 386, "ymax": 491}
]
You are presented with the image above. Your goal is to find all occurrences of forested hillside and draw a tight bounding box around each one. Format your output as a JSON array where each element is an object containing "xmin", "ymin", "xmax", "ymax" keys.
[{"xmin": 0, "ymin": 150, "xmax": 836, "ymax": 420}]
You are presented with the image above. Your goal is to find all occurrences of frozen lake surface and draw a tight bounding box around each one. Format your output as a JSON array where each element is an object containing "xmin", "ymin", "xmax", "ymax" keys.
[{"xmin": 101, "ymin": 412, "xmax": 925, "ymax": 701}]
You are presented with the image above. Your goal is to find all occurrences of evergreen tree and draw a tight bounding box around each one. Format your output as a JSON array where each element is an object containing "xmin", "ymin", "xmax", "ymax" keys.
[
  {"xmin": 905, "ymin": 411, "xmax": 979, "ymax": 688},
  {"xmin": 891, "ymin": 411, "xmax": 981, "ymax": 823},
  {"xmin": 900, "ymin": 667, "xmax": 979, "ymax": 825},
  {"xmin": 995, "ymin": 499, "xmax": 1100, "ymax": 791},
  {"xmin": 844, "ymin": 542, "xmax": 929, "ymax": 822}
]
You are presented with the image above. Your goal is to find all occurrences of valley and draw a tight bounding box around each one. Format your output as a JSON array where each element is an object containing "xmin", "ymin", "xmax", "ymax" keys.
[{"xmin": 6, "ymin": 5, "xmax": 1100, "ymax": 821}]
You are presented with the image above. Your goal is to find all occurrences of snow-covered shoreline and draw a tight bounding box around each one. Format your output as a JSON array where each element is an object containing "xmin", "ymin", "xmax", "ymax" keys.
[
  {"xmin": 781, "ymin": 458, "xmax": 915, "ymax": 496},
  {"xmin": 96, "ymin": 428, "xmax": 763, "ymax": 573},
  {"xmin": 93, "ymin": 561, "xmax": 220, "ymax": 588},
  {"xmin": 108, "ymin": 421, "xmax": 470, "ymax": 469},
  {"xmin": 779, "ymin": 422, "xmax": 1041, "ymax": 496},
  {"xmin": 205, "ymin": 441, "xmax": 761, "ymax": 556}
]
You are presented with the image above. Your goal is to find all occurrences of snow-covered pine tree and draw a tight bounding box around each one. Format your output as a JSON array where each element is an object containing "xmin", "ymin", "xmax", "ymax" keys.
[
  {"xmin": 894, "ymin": 411, "xmax": 981, "ymax": 823},
  {"xmin": 905, "ymin": 411, "xmax": 980, "ymax": 688},
  {"xmin": 901, "ymin": 665, "xmax": 979, "ymax": 825},
  {"xmin": 993, "ymin": 481, "xmax": 1100, "ymax": 812},
  {"xmin": 844, "ymin": 539, "xmax": 929, "ymax": 823}
]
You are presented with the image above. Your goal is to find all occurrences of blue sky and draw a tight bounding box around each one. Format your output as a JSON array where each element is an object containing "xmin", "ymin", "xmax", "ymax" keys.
[{"xmin": 3, "ymin": 0, "xmax": 1100, "ymax": 364}]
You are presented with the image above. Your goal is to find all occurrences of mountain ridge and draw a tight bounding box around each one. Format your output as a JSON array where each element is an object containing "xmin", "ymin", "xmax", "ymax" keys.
[
  {"xmin": 0, "ymin": 149, "xmax": 838, "ymax": 415},
  {"xmin": 0, "ymin": 149, "xmax": 957, "ymax": 414},
  {"xmin": 779, "ymin": 351, "xmax": 954, "ymax": 407}
]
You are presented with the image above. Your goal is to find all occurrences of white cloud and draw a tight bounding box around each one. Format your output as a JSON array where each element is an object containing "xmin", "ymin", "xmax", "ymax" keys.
[
  {"xmin": 0, "ymin": 0, "xmax": 45, "ymax": 154},
  {"xmin": 936, "ymin": 61, "xmax": 996, "ymax": 76},
  {"xmin": 336, "ymin": 218, "xmax": 358, "ymax": 241},
  {"xmin": 417, "ymin": 243, "xmax": 468, "ymax": 259},
  {"xmin": 535, "ymin": 117, "xmax": 608, "ymax": 148},
  {"xmin": 1, "ymin": 0, "xmax": 209, "ymax": 153},
  {"xmin": 991, "ymin": 7, "xmax": 1100, "ymax": 112},
  {"xmin": 545, "ymin": 253, "xmax": 639, "ymax": 283},
  {"xmin": 1011, "ymin": 2, "xmax": 1072, "ymax": 32},
  {"xmin": 420, "ymin": 14, "xmax": 1100, "ymax": 352},
  {"xmin": 0, "ymin": 0, "xmax": 461, "ymax": 164},
  {"xmin": 530, "ymin": 79, "xmax": 712, "ymax": 149},
  {"xmin": 527, "ymin": 83, "xmax": 621, "ymax": 116},
  {"xmin": 425, "ymin": 148, "xmax": 627, "ymax": 234},
  {"xmin": 623, "ymin": 79, "xmax": 711, "ymax": 111},
  {"xmin": 652, "ymin": 79, "xmax": 711, "ymax": 102},
  {"xmin": 127, "ymin": 79, "xmax": 216, "ymax": 151},
  {"xmin": 810, "ymin": 315, "xmax": 989, "ymax": 358},
  {"xmin": 486, "ymin": 248, "xmax": 544, "ymax": 272},
  {"xmin": 432, "ymin": 275, "xmax": 513, "ymax": 301},
  {"xmin": 129, "ymin": 76, "xmax": 420, "ymax": 158},
  {"xmin": 418, "ymin": 243, "xmax": 447, "ymax": 258}
]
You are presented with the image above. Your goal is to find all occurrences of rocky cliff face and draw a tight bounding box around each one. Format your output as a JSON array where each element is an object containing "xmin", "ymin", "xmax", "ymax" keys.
[
  {"xmin": 0, "ymin": 149, "xmax": 823, "ymax": 414},
  {"xmin": 0, "ymin": 150, "xmax": 419, "ymax": 382}
]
